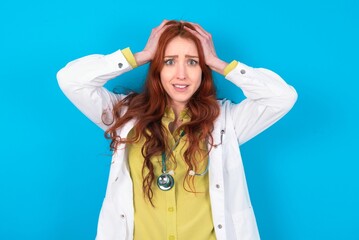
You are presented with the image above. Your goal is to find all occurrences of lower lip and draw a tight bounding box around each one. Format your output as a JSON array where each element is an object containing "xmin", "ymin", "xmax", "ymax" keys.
[{"xmin": 173, "ymin": 85, "xmax": 188, "ymax": 92}]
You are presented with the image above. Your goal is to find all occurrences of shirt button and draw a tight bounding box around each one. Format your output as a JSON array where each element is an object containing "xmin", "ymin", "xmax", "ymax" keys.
[
  {"xmin": 216, "ymin": 184, "xmax": 221, "ymax": 189},
  {"xmin": 168, "ymin": 207, "xmax": 174, "ymax": 212},
  {"xmin": 168, "ymin": 235, "xmax": 175, "ymax": 240},
  {"xmin": 218, "ymin": 224, "xmax": 223, "ymax": 229},
  {"xmin": 240, "ymin": 69, "xmax": 246, "ymax": 74},
  {"xmin": 118, "ymin": 63, "xmax": 123, "ymax": 68}
]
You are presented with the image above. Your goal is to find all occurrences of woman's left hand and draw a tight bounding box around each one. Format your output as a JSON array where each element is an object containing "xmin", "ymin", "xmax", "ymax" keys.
[{"xmin": 184, "ymin": 23, "xmax": 228, "ymax": 74}]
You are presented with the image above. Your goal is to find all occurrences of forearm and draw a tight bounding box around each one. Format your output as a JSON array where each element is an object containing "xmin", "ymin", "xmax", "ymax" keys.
[
  {"xmin": 57, "ymin": 49, "xmax": 132, "ymax": 89},
  {"xmin": 226, "ymin": 63, "xmax": 297, "ymax": 145},
  {"xmin": 226, "ymin": 62, "xmax": 298, "ymax": 110},
  {"xmin": 134, "ymin": 51, "xmax": 152, "ymax": 66},
  {"xmin": 57, "ymin": 50, "xmax": 131, "ymax": 130},
  {"xmin": 207, "ymin": 57, "xmax": 228, "ymax": 75}
]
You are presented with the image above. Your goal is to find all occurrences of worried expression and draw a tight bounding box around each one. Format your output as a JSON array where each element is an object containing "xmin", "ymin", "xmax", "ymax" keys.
[{"xmin": 160, "ymin": 36, "xmax": 202, "ymax": 110}]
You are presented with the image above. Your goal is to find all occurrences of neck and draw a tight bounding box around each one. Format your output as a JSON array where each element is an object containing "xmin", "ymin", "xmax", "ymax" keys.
[
  {"xmin": 171, "ymin": 103, "xmax": 186, "ymax": 120},
  {"xmin": 168, "ymin": 103, "xmax": 186, "ymax": 134}
]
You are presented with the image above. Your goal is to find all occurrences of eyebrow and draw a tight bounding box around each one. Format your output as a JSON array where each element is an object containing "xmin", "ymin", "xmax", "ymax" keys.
[{"xmin": 164, "ymin": 55, "xmax": 199, "ymax": 58}]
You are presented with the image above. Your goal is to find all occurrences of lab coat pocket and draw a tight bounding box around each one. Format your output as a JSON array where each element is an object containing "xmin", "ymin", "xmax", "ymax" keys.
[
  {"xmin": 232, "ymin": 208, "xmax": 260, "ymax": 240},
  {"xmin": 96, "ymin": 196, "xmax": 127, "ymax": 240}
]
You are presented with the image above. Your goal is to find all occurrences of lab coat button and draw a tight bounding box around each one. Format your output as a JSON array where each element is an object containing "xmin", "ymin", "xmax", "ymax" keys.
[
  {"xmin": 115, "ymin": 176, "xmax": 119, "ymax": 181},
  {"xmin": 120, "ymin": 214, "xmax": 125, "ymax": 218},
  {"xmin": 216, "ymin": 184, "xmax": 220, "ymax": 189},
  {"xmin": 240, "ymin": 69, "xmax": 246, "ymax": 74},
  {"xmin": 218, "ymin": 224, "xmax": 223, "ymax": 229},
  {"xmin": 118, "ymin": 63, "xmax": 123, "ymax": 68}
]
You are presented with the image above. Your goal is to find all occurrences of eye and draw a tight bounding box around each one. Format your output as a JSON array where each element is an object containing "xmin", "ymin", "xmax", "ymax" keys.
[
  {"xmin": 164, "ymin": 59, "xmax": 175, "ymax": 65},
  {"xmin": 188, "ymin": 59, "xmax": 198, "ymax": 66}
]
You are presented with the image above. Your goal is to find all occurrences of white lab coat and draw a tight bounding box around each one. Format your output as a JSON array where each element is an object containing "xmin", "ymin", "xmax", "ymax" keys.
[{"xmin": 57, "ymin": 49, "xmax": 297, "ymax": 240}]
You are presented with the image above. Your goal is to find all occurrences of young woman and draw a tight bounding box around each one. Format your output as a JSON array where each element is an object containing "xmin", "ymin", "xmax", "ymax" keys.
[{"xmin": 57, "ymin": 20, "xmax": 297, "ymax": 240}]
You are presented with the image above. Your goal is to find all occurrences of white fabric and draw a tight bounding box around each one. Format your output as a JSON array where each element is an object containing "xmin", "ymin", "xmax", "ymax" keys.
[{"xmin": 57, "ymin": 49, "xmax": 297, "ymax": 240}]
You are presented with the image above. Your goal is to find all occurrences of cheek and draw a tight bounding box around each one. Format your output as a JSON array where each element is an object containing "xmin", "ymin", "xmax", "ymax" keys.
[
  {"xmin": 190, "ymin": 69, "xmax": 202, "ymax": 87},
  {"xmin": 160, "ymin": 68, "xmax": 175, "ymax": 83}
]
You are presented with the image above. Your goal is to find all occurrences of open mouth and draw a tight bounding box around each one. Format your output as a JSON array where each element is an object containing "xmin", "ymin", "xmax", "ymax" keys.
[{"xmin": 173, "ymin": 84, "xmax": 189, "ymax": 90}]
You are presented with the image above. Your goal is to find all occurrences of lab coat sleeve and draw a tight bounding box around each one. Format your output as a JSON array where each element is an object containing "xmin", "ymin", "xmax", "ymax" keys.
[
  {"xmin": 56, "ymin": 49, "xmax": 133, "ymax": 131},
  {"xmin": 225, "ymin": 62, "xmax": 298, "ymax": 145}
]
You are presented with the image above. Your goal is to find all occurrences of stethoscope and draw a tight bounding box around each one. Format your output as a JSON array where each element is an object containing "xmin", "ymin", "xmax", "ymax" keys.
[{"xmin": 157, "ymin": 129, "xmax": 225, "ymax": 191}]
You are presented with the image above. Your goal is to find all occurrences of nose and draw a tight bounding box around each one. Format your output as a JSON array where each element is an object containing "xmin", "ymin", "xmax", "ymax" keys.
[{"xmin": 176, "ymin": 62, "xmax": 187, "ymax": 80}]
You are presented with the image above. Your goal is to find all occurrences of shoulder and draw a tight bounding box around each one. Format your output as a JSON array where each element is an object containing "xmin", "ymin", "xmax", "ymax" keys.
[
  {"xmin": 217, "ymin": 98, "xmax": 233, "ymax": 109},
  {"xmin": 216, "ymin": 99, "xmax": 234, "ymax": 121}
]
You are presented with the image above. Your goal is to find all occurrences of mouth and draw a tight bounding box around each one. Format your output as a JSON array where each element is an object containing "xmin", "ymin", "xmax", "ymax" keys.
[{"xmin": 173, "ymin": 84, "xmax": 189, "ymax": 91}]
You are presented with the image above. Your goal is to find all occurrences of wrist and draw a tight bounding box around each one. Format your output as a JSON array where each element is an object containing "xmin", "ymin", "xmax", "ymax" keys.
[
  {"xmin": 121, "ymin": 47, "xmax": 138, "ymax": 68},
  {"xmin": 134, "ymin": 51, "xmax": 152, "ymax": 66},
  {"xmin": 207, "ymin": 57, "xmax": 228, "ymax": 75}
]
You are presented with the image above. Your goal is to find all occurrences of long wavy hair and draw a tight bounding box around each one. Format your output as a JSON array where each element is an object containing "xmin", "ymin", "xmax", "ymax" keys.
[{"xmin": 104, "ymin": 20, "xmax": 220, "ymax": 205}]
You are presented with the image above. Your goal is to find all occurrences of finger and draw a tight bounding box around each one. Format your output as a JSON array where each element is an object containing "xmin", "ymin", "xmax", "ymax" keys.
[
  {"xmin": 184, "ymin": 25, "xmax": 212, "ymax": 46},
  {"xmin": 149, "ymin": 23, "xmax": 170, "ymax": 43},
  {"xmin": 184, "ymin": 26, "xmax": 211, "ymax": 51},
  {"xmin": 187, "ymin": 22, "xmax": 211, "ymax": 39},
  {"xmin": 184, "ymin": 25, "xmax": 209, "ymax": 45},
  {"xmin": 146, "ymin": 24, "xmax": 170, "ymax": 48},
  {"xmin": 184, "ymin": 25, "xmax": 217, "ymax": 57},
  {"xmin": 183, "ymin": 25, "xmax": 202, "ymax": 39},
  {"xmin": 153, "ymin": 19, "xmax": 169, "ymax": 33},
  {"xmin": 158, "ymin": 19, "xmax": 169, "ymax": 29},
  {"xmin": 186, "ymin": 24, "xmax": 215, "ymax": 49},
  {"xmin": 154, "ymin": 24, "xmax": 170, "ymax": 38}
]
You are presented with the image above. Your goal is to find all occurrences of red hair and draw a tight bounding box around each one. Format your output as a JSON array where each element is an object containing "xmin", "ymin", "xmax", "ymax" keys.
[{"xmin": 104, "ymin": 20, "xmax": 220, "ymax": 205}]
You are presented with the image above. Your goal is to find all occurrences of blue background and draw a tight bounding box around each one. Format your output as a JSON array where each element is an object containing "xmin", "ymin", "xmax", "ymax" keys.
[{"xmin": 0, "ymin": 0, "xmax": 358, "ymax": 239}]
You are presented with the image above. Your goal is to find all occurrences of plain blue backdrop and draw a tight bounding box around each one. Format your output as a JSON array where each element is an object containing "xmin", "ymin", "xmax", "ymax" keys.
[{"xmin": 0, "ymin": 0, "xmax": 358, "ymax": 239}]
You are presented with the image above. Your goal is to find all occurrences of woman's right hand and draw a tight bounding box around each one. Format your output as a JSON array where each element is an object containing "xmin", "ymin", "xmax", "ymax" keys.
[{"xmin": 134, "ymin": 20, "xmax": 169, "ymax": 66}]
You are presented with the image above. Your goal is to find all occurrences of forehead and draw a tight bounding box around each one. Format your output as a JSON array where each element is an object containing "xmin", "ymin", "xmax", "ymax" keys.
[{"xmin": 164, "ymin": 36, "xmax": 198, "ymax": 55}]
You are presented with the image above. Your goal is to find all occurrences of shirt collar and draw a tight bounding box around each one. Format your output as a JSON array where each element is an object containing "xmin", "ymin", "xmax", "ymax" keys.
[{"xmin": 163, "ymin": 107, "xmax": 191, "ymax": 123}]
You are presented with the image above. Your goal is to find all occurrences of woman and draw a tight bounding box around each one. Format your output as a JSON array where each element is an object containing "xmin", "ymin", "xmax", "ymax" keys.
[{"xmin": 57, "ymin": 20, "xmax": 297, "ymax": 240}]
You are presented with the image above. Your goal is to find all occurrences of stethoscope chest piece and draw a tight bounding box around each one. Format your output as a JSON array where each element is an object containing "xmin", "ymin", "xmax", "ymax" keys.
[{"xmin": 157, "ymin": 173, "xmax": 174, "ymax": 191}]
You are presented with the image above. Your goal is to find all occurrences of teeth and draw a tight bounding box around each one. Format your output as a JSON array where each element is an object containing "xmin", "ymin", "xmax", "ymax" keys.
[{"xmin": 174, "ymin": 84, "xmax": 187, "ymax": 89}]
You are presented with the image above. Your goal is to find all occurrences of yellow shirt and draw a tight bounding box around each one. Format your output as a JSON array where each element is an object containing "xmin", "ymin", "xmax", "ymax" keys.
[{"xmin": 127, "ymin": 108, "xmax": 216, "ymax": 240}]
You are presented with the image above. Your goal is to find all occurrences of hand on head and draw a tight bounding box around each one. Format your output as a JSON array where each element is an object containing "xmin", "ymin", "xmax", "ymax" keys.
[
  {"xmin": 142, "ymin": 20, "xmax": 170, "ymax": 61},
  {"xmin": 142, "ymin": 20, "xmax": 218, "ymax": 64},
  {"xmin": 137, "ymin": 20, "xmax": 227, "ymax": 74},
  {"xmin": 183, "ymin": 22, "xmax": 218, "ymax": 67}
]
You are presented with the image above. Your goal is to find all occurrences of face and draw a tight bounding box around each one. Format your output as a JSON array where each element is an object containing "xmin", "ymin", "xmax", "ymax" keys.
[{"xmin": 160, "ymin": 36, "xmax": 202, "ymax": 112}]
